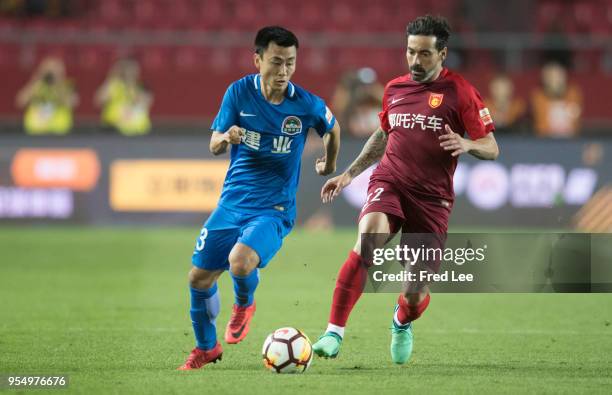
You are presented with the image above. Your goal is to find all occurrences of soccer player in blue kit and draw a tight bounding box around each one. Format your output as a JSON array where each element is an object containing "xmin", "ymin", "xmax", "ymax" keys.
[{"xmin": 178, "ymin": 26, "xmax": 341, "ymax": 370}]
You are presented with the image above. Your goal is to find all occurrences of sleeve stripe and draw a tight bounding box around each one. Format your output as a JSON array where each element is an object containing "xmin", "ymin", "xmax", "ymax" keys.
[{"xmin": 289, "ymin": 82, "xmax": 295, "ymax": 98}]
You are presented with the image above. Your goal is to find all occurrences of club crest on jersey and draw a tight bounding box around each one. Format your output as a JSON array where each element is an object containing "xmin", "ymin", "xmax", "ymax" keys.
[
  {"xmin": 428, "ymin": 93, "xmax": 444, "ymax": 109},
  {"xmin": 281, "ymin": 116, "xmax": 302, "ymax": 135}
]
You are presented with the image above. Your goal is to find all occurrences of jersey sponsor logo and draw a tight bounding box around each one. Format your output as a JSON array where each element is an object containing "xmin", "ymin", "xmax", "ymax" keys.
[
  {"xmin": 428, "ymin": 92, "xmax": 444, "ymax": 109},
  {"xmin": 240, "ymin": 110, "xmax": 256, "ymax": 117},
  {"xmin": 391, "ymin": 97, "xmax": 405, "ymax": 104},
  {"xmin": 272, "ymin": 135, "xmax": 293, "ymax": 154},
  {"xmin": 388, "ymin": 113, "xmax": 443, "ymax": 132},
  {"xmin": 479, "ymin": 108, "xmax": 493, "ymax": 126},
  {"xmin": 241, "ymin": 130, "xmax": 261, "ymax": 150},
  {"xmin": 281, "ymin": 116, "xmax": 302, "ymax": 135}
]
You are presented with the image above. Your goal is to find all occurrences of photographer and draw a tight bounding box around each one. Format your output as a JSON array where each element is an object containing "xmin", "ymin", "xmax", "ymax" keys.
[{"xmin": 16, "ymin": 57, "xmax": 78, "ymax": 135}]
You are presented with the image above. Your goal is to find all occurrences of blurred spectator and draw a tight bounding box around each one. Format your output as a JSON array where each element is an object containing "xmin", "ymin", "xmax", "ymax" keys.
[
  {"xmin": 331, "ymin": 67, "xmax": 384, "ymax": 139},
  {"xmin": 95, "ymin": 58, "xmax": 153, "ymax": 136},
  {"xmin": 16, "ymin": 56, "xmax": 77, "ymax": 135},
  {"xmin": 484, "ymin": 74, "xmax": 526, "ymax": 134},
  {"xmin": 530, "ymin": 62, "xmax": 582, "ymax": 138}
]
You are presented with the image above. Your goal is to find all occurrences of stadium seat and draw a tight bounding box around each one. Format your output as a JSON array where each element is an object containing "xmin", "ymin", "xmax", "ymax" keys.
[
  {"xmin": 139, "ymin": 46, "xmax": 173, "ymax": 71},
  {"xmin": 209, "ymin": 48, "xmax": 232, "ymax": 72},
  {"xmin": 296, "ymin": 2, "xmax": 322, "ymax": 31},
  {"xmin": 0, "ymin": 17, "xmax": 21, "ymax": 33},
  {"xmin": 299, "ymin": 47, "xmax": 329, "ymax": 73},
  {"xmin": 74, "ymin": 45, "xmax": 118, "ymax": 69},
  {"xmin": 174, "ymin": 46, "xmax": 206, "ymax": 71},
  {"xmin": 97, "ymin": 0, "xmax": 130, "ymax": 28},
  {"xmin": 166, "ymin": 0, "xmax": 196, "ymax": 30},
  {"xmin": 230, "ymin": 1, "xmax": 259, "ymax": 31},
  {"xmin": 0, "ymin": 44, "xmax": 21, "ymax": 67},
  {"xmin": 259, "ymin": 0, "xmax": 292, "ymax": 27},
  {"xmin": 234, "ymin": 47, "xmax": 256, "ymax": 73},
  {"xmin": 535, "ymin": 0, "xmax": 565, "ymax": 33},
  {"xmin": 192, "ymin": 0, "xmax": 227, "ymax": 31}
]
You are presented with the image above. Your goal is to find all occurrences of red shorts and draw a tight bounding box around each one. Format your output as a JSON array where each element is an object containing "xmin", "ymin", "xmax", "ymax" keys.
[{"xmin": 358, "ymin": 178, "xmax": 451, "ymax": 235}]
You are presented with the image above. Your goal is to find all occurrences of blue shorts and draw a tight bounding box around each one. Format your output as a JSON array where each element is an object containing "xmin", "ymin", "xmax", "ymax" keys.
[{"xmin": 191, "ymin": 205, "xmax": 294, "ymax": 271}]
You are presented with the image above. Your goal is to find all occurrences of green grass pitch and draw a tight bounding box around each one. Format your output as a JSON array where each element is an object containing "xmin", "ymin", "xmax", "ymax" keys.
[{"xmin": 1, "ymin": 227, "xmax": 611, "ymax": 394}]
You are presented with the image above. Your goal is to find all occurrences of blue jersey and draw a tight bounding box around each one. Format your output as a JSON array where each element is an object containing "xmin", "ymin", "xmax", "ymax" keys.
[{"xmin": 211, "ymin": 74, "xmax": 335, "ymax": 222}]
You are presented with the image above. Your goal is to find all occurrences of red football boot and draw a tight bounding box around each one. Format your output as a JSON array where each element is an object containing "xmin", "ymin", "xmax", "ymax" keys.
[
  {"xmin": 224, "ymin": 302, "xmax": 256, "ymax": 344},
  {"xmin": 177, "ymin": 342, "xmax": 223, "ymax": 370}
]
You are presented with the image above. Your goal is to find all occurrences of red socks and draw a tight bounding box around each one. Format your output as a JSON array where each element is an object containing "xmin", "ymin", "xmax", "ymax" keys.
[
  {"xmin": 396, "ymin": 293, "xmax": 431, "ymax": 325},
  {"xmin": 329, "ymin": 251, "xmax": 369, "ymax": 327},
  {"xmin": 328, "ymin": 251, "xmax": 431, "ymax": 329}
]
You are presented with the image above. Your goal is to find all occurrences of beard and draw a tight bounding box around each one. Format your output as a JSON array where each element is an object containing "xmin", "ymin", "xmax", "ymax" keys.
[{"xmin": 410, "ymin": 66, "xmax": 430, "ymax": 82}]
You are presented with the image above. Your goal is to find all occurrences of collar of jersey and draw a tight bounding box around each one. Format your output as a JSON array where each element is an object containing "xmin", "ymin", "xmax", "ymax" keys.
[{"xmin": 253, "ymin": 74, "xmax": 295, "ymax": 103}]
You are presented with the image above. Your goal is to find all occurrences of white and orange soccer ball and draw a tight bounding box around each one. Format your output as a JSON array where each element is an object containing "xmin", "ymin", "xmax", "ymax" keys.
[{"xmin": 262, "ymin": 327, "xmax": 313, "ymax": 373}]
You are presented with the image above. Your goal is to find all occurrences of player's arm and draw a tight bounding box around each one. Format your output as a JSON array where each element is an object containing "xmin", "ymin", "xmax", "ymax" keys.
[
  {"xmin": 439, "ymin": 124, "xmax": 499, "ymax": 160},
  {"xmin": 315, "ymin": 120, "xmax": 341, "ymax": 176},
  {"xmin": 209, "ymin": 126, "xmax": 245, "ymax": 156},
  {"xmin": 321, "ymin": 127, "xmax": 388, "ymax": 203},
  {"xmin": 346, "ymin": 126, "xmax": 388, "ymax": 178},
  {"xmin": 16, "ymin": 80, "xmax": 38, "ymax": 108}
]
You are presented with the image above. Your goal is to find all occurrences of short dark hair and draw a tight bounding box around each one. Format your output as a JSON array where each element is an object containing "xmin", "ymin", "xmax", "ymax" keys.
[
  {"xmin": 254, "ymin": 26, "xmax": 299, "ymax": 56},
  {"xmin": 406, "ymin": 15, "xmax": 451, "ymax": 51}
]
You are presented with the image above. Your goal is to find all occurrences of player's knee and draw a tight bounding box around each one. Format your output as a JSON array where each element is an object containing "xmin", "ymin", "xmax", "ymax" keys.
[
  {"xmin": 228, "ymin": 252, "xmax": 257, "ymax": 276},
  {"xmin": 188, "ymin": 267, "xmax": 217, "ymax": 289},
  {"xmin": 359, "ymin": 213, "xmax": 392, "ymax": 234}
]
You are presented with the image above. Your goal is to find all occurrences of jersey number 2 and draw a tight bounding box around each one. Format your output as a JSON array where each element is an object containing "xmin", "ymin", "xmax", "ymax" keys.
[{"xmin": 362, "ymin": 187, "xmax": 384, "ymax": 211}]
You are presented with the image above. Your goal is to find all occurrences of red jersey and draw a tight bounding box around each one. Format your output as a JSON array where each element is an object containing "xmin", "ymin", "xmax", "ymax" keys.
[{"xmin": 375, "ymin": 68, "xmax": 494, "ymax": 202}]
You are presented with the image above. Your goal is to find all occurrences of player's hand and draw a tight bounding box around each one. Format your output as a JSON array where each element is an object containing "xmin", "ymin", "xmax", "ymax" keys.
[
  {"xmin": 321, "ymin": 172, "xmax": 352, "ymax": 203},
  {"xmin": 225, "ymin": 126, "xmax": 245, "ymax": 145},
  {"xmin": 439, "ymin": 124, "xmax": 472, "ymax": 157},
  {"xmin": 315, "ymin": 157, "xmax": 336, "ymax": 176}
]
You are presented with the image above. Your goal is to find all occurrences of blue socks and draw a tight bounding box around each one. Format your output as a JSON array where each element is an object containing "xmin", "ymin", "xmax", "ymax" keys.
[
  {"xmin": 189, "ymin": 269, "xmax": 258, "ymax": 350},
  {"xmin": 230, "ymin": 269, "xmax": 259, "ymax": 307},
  {"xmin": 189, "ymin": 284, "xmax": 220, "ymax": 350}
]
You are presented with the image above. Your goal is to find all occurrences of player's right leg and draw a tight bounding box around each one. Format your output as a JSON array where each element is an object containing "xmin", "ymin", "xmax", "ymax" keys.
[
  {"xmin": 224, "ymin": 214, "xmax": 291, "ymax": 344},
  {"xmin": 178, "ymin": 208, "xmax": 240, "ymax": 370},
  {"xmin": 314, "ymin": 180, "xmax": 405, "ymax": 358},
  {"xmin": 179, "ymin": 266, "xmax": 224, "ymax": 370},
  {"xmin": 313, "ymin": 211, "xmax": 398, "ymax": 358}
]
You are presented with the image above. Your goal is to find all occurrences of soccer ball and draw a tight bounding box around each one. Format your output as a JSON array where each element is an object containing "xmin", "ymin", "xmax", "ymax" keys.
[{"xmin": 262, "ymin": 327, "xmax": 313, "ymax": 373}]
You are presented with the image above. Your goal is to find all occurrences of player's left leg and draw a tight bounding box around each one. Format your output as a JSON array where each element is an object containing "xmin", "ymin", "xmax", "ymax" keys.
[
  {"xmin": 225, "ymin": 242, "xmax": 260, "ymax": 344},
  {"xmin": 224, "ymin": 214, "xmax": 291, "ymax": 344},
  {"xmin": 390, "ymin": 195, "xmax": 449, "ymax": 364},
  {"xmin": 390, "ymin": 288, "xmax": 430, "ymax": 364},
  {"xmin": 179, "ymin": 207, "xmax": 240, "ymax": 370}
]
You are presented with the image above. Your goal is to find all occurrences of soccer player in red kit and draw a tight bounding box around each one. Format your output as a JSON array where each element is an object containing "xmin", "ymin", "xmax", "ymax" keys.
[{"xmin": 312, "ymin": 15, "xmax": 499, "ymax": 364}]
